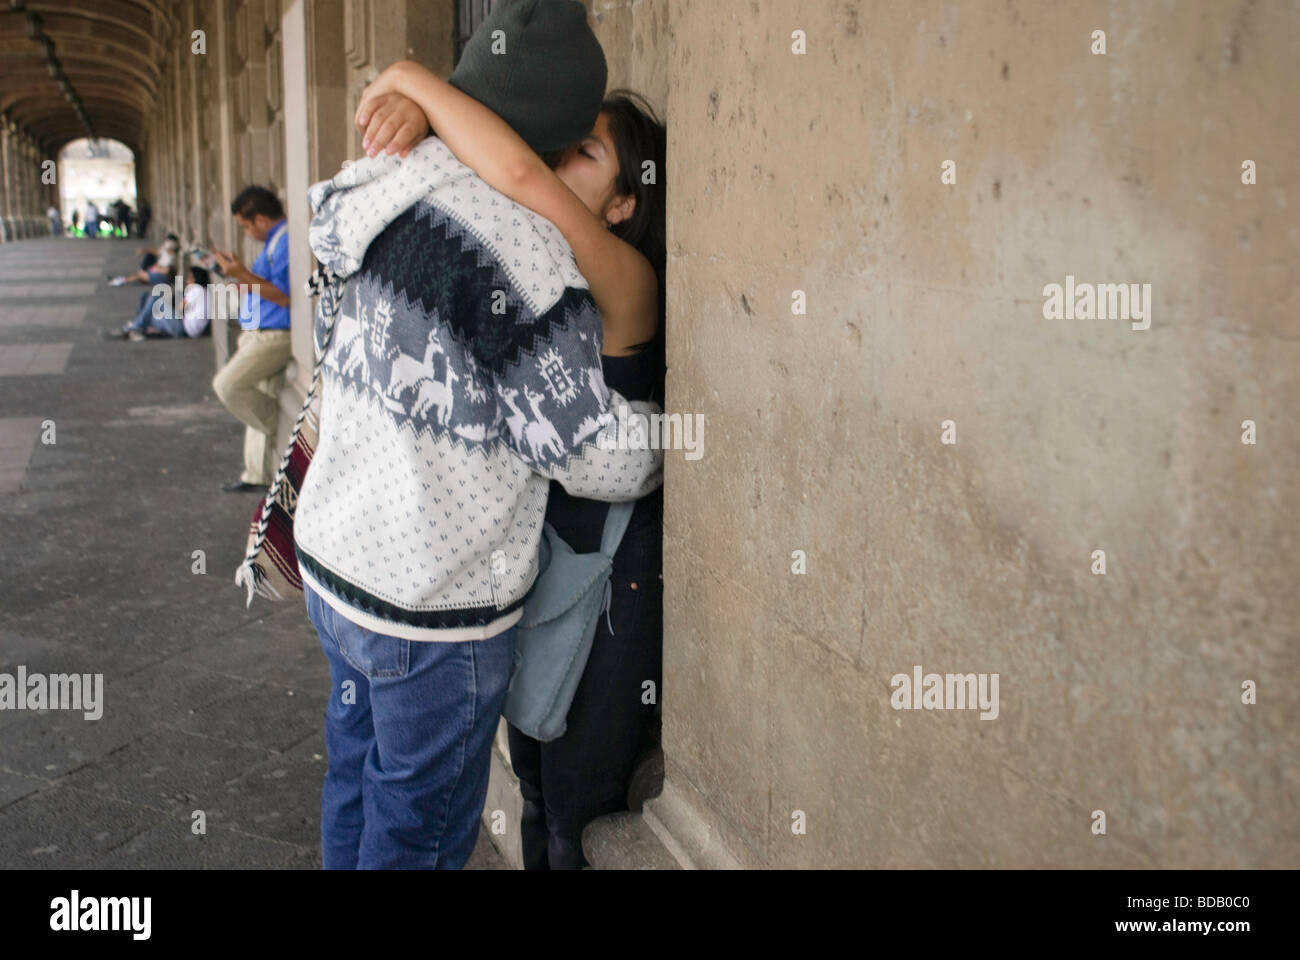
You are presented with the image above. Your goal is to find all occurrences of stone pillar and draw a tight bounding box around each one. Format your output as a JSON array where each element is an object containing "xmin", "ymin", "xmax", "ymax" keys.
[
  {"xmin": 172, "ymin": 38, "xmax": 192, "ymax": 240},
  {"xmin": 10, "ymin": 132, "xmax": 22, "ymax": 239},
  {"xmin": 280, "ymin": 0, "xmax": 348, "ymax": 405},
  {"xmin": 281, "ymin": 0, "xmax": 314, "ymax": 408},
  {"xmin": 10, "ymin": 133, "xmax": 22, "ymax": 239},
  {"xmin": 210, "ymin": 0, "xmax": 238, "ymax": 254},
  {"xmin": 264, "ymin": 0, "xmax": 286, "ymax": 202},
  {"xmin": 142, "ymin": 136, "xmax": 158, "ymax": 242},
  {"xmin": 40, "ymin": 148, "xmax": 57, "ymax": 232},
  {"xmin": 621, "ymin": 0, "xmax": 1300, "ymax": 870},
  {"xmin": 7, "ymin": 127, "xmax": 24, "ymax": 240},
  {"xmin": 19, "ymin": 135, "xmax": 36, "ymax": 238},
  {"xmin": 228, "ymin": 0, "xmax": 287, "ymax": 262},
  {"xmin": 308, "ymin": 0, "xmax": 347, "ymax": 184},
  {"xmin": 208, "ymin": 0, "xmax": 241, "ymax": 369},
  {"xmin": 182, "ymin": 0, "xmax": 206, "ymax": 240},
  {"xmin": 0, "ymin": 124, "xmax": 13, "ymax": 242},
  {"xmin": 29, "ymin": 138, "xmax": 42, "ymax": 237}
]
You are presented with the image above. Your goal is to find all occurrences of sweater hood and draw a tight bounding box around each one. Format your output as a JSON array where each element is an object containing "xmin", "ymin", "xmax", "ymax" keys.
[{"xmin": 307, "ymin": 137, "xmax": 476, "ymax": 281}]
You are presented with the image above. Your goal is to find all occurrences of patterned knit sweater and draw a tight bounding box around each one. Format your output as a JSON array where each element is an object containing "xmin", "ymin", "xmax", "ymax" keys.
[{"xmin": 293, "ymin": 138, "xmax": 664, "ymax": 642}]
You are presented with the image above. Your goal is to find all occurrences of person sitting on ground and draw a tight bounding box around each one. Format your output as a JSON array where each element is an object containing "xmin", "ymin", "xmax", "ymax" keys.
[
  {"xmin": 135, "ymin": 265, "xmax": 212, "ymax": 339},
  {"xmin": 117, "ymin": 265, "xmax": 214, "ymax": 340},
  {"xmin": 103, "ymin": 251, "xmax": 182, "ymax": 341},
  {"xmin": 108, "ymin": 235, "xmax": 180, "ymax": 286}
]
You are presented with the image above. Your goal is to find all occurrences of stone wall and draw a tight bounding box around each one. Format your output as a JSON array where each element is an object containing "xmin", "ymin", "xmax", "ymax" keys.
[{"xmin": 655, "ymin": 0, "xmax": 1298, "ymax": 868}]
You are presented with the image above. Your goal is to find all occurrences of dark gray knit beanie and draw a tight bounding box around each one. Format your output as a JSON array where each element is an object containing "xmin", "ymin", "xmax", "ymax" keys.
[{"xmin": 448, "ymin": 0, "xmax": 607, "ymax": 154}]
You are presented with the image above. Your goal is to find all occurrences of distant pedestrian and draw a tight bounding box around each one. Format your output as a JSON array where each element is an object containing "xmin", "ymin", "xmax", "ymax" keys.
[
  {"xmin": 46, "ymin": 206, "xmax": 61, "ymax": 236},
  {"xmin": 84, "ymin": 202, "xmax": 100, "ymax": 239},
  {"xmin": 136, "ymin": 199, "xmax": 151, "ymax": 239}
]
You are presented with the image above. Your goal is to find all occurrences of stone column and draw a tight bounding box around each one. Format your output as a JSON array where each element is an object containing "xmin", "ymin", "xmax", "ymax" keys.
[
  {"xmin": 207, "ymin": 0, "xmax": 241, "ymax": 369},
  {"xmin": 19, "ymin": 136, "xmax": 36, "ymax": 238},
  {"xmin": 172, "ymin": 40, "xmax": 192, "ymax": 239},
  {"xmin": 40, "ymin": 149, "xmax": 57, "ymax": 231},
  {"xmin": 265, "ymin": 0, "xmax": 287, "ymax": 199},
  {"xmin": 29, "ymin": 137, "xmax": 43, "ymax": 237},
  {"xmin": 281, "ymin": 0, "xmax": 314, "ymax": 407},
  {"xmin": 182, "ymin": 0, "xmax": 206, "ymax": 240},
  {"xmin": 230, "ymin": 0, "xmax": 283, "ymax": 262},
  {"xmin": 0, "ymin": 124, "xmax": 13, "ymax": 242},
  {"xmin": 9, "ymin": 123, "xmax": 25, "ymax": 240},
  {"xmin": 278, "ymin": 0, "xmax": 347, "ymax": 393},
  {"xmin": 210, "ymin": 0, "xmax": 238, "ymax": 254}
]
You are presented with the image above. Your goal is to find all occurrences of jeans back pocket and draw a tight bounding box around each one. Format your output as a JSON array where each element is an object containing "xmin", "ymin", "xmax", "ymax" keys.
[{"xmin": 333, "ymin": 619, "xmax": 410, "ymax": 679}]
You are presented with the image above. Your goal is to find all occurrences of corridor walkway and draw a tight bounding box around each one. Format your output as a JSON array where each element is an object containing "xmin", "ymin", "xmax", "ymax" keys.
[{"xmin": 0, "ymin": 237, "xmax": 506, "ymax": 869}]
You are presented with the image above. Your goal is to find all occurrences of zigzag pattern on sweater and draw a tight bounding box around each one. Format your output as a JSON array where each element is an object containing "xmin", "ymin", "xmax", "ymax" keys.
[
  {"xmin": 359, "ymin": 201, "xmax": 604, "ymax": 376},
  {"xmin": 316, "ymin": 209, "xmax": 613, "ymax": 472}
]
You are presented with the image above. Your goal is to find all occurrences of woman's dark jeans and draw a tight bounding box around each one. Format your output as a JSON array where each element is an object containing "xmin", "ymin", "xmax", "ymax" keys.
[{"xmin": 507, "ymin": 515, "xmax": 663, "ymax": 870}]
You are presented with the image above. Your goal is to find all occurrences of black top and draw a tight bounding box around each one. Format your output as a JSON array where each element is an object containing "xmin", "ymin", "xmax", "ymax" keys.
[{"xmin": 546, "ymin": 346, "xmax": 664, "ymax": 556}]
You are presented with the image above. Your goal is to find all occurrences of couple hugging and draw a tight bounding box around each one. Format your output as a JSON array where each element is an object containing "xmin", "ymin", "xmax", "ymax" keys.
[{"xmin": 293, "ymin": 0, "xmax": 667, "ymax": 869}]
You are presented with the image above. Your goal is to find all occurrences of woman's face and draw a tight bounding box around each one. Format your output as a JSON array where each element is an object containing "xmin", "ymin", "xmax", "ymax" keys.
[{"xmin": 554, "ymin": 111, "xmax": 633, "ymax": 227}]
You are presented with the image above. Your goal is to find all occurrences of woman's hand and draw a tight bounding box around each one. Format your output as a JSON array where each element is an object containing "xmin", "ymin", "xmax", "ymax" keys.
[{"xmin": 357, "ymin": 64, "xmax": 431, "ymax": 158}]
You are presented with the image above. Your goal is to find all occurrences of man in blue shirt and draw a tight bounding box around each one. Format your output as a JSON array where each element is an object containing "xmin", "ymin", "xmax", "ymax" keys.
[{"xmin": 211, "ymin": 186, "xmax": 293, "ymax": 493}]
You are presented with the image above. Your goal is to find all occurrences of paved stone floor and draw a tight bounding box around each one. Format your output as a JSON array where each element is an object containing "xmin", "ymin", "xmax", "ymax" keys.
[{"xmin": 0, "ymin": 237, "xmax": 507, "ymax": 870}]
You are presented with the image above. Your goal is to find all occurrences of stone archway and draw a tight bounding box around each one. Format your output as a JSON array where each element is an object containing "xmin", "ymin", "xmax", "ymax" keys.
[{"xmin": 0, "ymin": 1, "xmax": 172, "ymax": 241}]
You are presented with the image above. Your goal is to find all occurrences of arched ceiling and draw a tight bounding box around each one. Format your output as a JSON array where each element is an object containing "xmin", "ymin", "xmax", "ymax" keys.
[{"xmin": 0, "ymin": 0, "xmax": 178, "ymax": 156}]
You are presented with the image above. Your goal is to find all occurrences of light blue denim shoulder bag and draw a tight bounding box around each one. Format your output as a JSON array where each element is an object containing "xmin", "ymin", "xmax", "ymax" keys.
[{"xmin": 504, "ymin": 500, "xmax": 637, "ymax": 742}]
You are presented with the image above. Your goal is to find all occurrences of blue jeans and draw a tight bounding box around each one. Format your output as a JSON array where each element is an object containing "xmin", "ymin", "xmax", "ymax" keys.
[
  {"xmin": 127, "ymin": 295, "xmax": 184, "ymax": 336},
  {"xmin": 127, "ymin": 273, "xmax": 182, "ymax": 336},
  {"xmin": 304, "ymin": 582, "xmax": 515, "ymax": 869},
  {"xmin": 126, "ymin": 292, "xmax": 159, "ymax": 333}
]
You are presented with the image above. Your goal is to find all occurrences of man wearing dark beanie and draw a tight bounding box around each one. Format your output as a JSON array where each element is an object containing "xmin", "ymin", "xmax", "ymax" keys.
[
  {"xmin": 293, "ymin": 0, "xmax": 663, "ymax": 870},
  {"xmin": 448, "ymin": 0, "xmax": 607, "ymax": 154}
]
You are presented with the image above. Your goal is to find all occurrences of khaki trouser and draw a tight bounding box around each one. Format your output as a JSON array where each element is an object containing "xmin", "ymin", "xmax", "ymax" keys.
[{"xmin": 212, "ymin": 329, "xmax": 294, "ymax": 485}]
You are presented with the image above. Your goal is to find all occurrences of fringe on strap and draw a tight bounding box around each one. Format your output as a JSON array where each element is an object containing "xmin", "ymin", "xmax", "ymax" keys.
[{"xmin": 233, "ymin": 265, "xmax": 345, "ymax": 607}]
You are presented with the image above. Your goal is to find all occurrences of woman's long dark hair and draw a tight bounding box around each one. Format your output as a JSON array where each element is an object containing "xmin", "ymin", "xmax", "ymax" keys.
[
  {"xmin": 540, "ymin": 91, "xmax": 668, "ymax": 393},
  {"xmin": 603, "ymin": 89, "xmax": 667, "ymax": 383}
]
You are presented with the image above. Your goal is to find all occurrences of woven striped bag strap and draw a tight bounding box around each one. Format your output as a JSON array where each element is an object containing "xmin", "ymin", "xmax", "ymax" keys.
[{"xmin": 234, "ymin": 266, "xmax": 345, "ymax": 606}]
